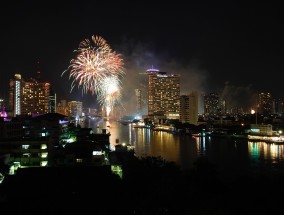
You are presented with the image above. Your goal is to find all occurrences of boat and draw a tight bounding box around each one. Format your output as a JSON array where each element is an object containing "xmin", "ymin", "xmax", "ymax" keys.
[
  {"xmin": 247, "ymin": 124, "xmax": 284, "ymax": 144},
  {"xmin": 207, "ymin": 128, "xmax": 230, "ymax": 138},
  {"xmin": 247, "ymin": 134, "xmax": 284, "ymax": 144}
]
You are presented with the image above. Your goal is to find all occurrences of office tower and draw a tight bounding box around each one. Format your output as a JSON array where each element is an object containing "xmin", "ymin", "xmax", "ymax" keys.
[
  {"xmin": 138, "ymin": 68, "xmax": 149, "ymax": 115},
  {"xmin": 274, "ymin": 98, "xmax": 284, "ymax": 115},
  {"xmin": 258, "ymin": 92, "xmax": 273, "ymax": 115},
  {"xmin": 9, "ymin": 73, "xmax": 50, "ymax": 117},
  {"xmin": 68, "ymin": 101, "xmax": 83, "ymax": 118},
  {"xmin": 9, "ymin": 74, "xmax": 22, "ymax": 116},
  {"xmin": 220, "ymin": 99, "xmax": 226, "ymax": 114},
  {"xmin": 49, "ymin": 88, "xmax": 56, "ymax": 113},
  {"xmin": 180, "ymin": 91, "xmax": 199, "ymax": 125},
  {"xmin": 22, "ymin": 78, "xmax": 50, "ymax": 116},
  {"xmin": 204, "ymin": 93, "xmax": 221, "ymax": 116},
  {"xmin": 147, "ymin": 68, "xmax": 180, "ymax": 120},
  {"xmin": 135, "ymin": 89, "xmax": 142, "ymax": 114},
  {"xmin": 56, "ymin": 99, "xmax": 69, "ymax": 116},
  {"xmin": 9, "ymin": 74, "xmax": 23, "ymax": 116}
]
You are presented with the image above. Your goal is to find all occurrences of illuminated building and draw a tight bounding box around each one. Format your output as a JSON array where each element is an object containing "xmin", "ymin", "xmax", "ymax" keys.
[
  {"xmin": 274, "ymin": 98, "xmax": 284, "ymax": 115},
  {"xmin": 204, "ymin": 93, "xmax": 221, "ymax": 116},
  {"xmin": 56, "ymin": 99, "xmax": 69, "ymax": 116},
  {"xmin": 9, "ymin": 73, "xmax": 51, "ymax": 117},
  {"xmin": 9, "ymin": 74, "xmax": 22, "ymax": 116},
  {"xmin": 23, "ymin": 79, "xmax": 50, "ymax": 116},
  {"xmin": 0, "ymin": 138, "xmax": 50, "ymax": 171},
  {"xmin": 258, "ymin": 92, "xmax": 273, "ymax": 115},
  {"xmin": 147, "ymin": 68, "xmax": 180, "ymax": 121},
  {"xmin": 68, "ymin": 101, "xmax": 83, "ymax": 118},
  {"xmin": 49, "ymin": 88, "xmax": 56, "ymax": 113},
  {"xmin": 250, "ymin": 124, "xmax": 273, "ymax": 136},
  {"xmin": 135, "ymin": 88, "xmax": 142, "ymax": 114},
  {"xmin": 180, "ymin": 91, "xmax": 198, "ymax": 125}
]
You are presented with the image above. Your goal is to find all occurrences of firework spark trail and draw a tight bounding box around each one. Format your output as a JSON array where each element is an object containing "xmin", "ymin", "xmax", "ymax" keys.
[
  {"xmin": 62, "ymin": 35, "xmax": 125, "ymax": 116},
  {"xmin": 97, "ymin": 76, "xmax": 122, "ymax": 105}
]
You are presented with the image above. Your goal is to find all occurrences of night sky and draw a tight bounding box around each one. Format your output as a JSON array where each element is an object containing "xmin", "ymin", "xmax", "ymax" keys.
[{"xmin": 1, "ymin": 1, "xmax": 283, "ymax": 112}]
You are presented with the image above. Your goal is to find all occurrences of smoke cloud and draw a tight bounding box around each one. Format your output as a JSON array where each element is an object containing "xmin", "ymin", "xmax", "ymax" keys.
[
  {"xmin": 220, "ymin": 81, "xmax": 257, "ymax": 113},
  {"xmin": 115, "ymin": 38, "xmax": 208, "ymax": 116}
]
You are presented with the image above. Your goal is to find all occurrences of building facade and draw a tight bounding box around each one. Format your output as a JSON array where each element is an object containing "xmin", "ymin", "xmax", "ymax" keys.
[
  {"xmin": 135, "ymin": 88, "xmax": 142, "ymax": 114},
  {"xmin": 180, "ymin": 91, "xmax": 198, "ymax": 125},
  {"xmin": 147, "ymin": 68, "xmax": 180, "ymax": 120},
  {"xmin": 68, "ymin": 101, "xmax": 83, "ymax": 118},
  {"xmin": 49, "ymin": 88, "xmax": 56, "ymax": 113},
  {"xmin": 9, "ymin": 74, "xmax": 50, "ymax": 117},
  {"xmin": 258, "ymin": 92, "xmax": 273, "ymax": 115},
  {"xmin": 56, "ymin": 99, "xmax": 69, "ymax": 116},
  {"xmin": 204, "ymin": 93, "xmax": 221, "ymax": 117}
]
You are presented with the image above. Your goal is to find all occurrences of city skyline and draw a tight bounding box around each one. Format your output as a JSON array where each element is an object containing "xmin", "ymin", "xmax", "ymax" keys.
[{"xmin": 1, "ymin": 1, "xmax": 283, "ymax": 112}]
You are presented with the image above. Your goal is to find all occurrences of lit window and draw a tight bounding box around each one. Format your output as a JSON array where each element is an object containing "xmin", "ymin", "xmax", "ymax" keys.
[
  {"xmin": 41, "ymin": 161, "xmax": 48, "ymax": 166},
  {"xmin": 93, "ymin": 151, "xmax": 102, "ymax": 155},
  {"xmin": 76, "ymin": 159, "xmax": 83, "ymax": 163},
  {"xmin": 23, "ymin": 153, "xmax": 31, "ymax": 157},
  {"xmin": 22, "ymin": 145, "xmax": 29, "ymax": 149},
  {"xmin": 41, "ymin": 153, "xmax": 48, "ymax": 158}
]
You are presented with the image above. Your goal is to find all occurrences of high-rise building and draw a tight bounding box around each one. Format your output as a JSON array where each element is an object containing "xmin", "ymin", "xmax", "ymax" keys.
[
  {"xmin": 258, "ymin": 92, "xmax": 273, "ymax": 115},
  {"xmin": 274, "ymin": 98, "xmax": 284, "ymax": 115},
  {"xmin": 180, "ymin": 91, "xmax": 198, "ymax": 125},
  {"xmin": 9, "ymin": 74, "xmax": 50, "ymax": 117},
  {"xmin": 56, "ymin": 99, "xmax": 69, "ymax": 116},
  {"xmin": 22, "ymin": 79, "xmax": 50, "ymax": 116},
  {"xmin": 49, "ymin": 88, "xmax": 56, "ymax": 113},
  {"xmin": 138, "ymin": 69, "xmax": 149, "ymax": 116},
  {"xmin": 147, "ymin": 68, "xmax": 180, "ymax": 120},
  {"xmin": 204, "ymin": 93, "xmax": 221, "ymax": 116},
  {"xmin": 135, "ymin": 89, "xmax": 142, "ymax": 114},
  {"xmin": 68, "ymin": 101, "xmax": 83, "ymax": 118},
  {"xmin": 9, "ymin": 74, "xmax": 22, "ymax": 116}
]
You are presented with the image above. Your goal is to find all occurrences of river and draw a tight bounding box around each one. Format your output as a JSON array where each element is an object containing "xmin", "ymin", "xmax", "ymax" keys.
[{"xmin": 82, "ymin": 118, "xmax": 284, "ymax": 173}]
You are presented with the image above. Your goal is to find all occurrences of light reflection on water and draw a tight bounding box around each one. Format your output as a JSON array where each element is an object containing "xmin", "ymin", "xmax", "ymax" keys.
[
  {"xmin": 83, "ymin": 118, "xmax": 284, "ymax": 172},
  {"xmin": 248, "ymin": 141, "xmax": 284, "ymax": 169}
]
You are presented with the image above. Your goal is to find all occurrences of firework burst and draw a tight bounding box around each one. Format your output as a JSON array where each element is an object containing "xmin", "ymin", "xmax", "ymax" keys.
[
  {"xmin": 62, "ymin": 35, "xmax": 125, "ymax": 116},
  {"xmin": 97, "ymin": 76, "xmax": 122, "ymax": 107}
]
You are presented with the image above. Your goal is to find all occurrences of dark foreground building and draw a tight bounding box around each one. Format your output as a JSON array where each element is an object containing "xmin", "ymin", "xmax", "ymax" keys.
[{"xmin": 1, "ymin": 156, "xmax": 284, "ymax": 214}]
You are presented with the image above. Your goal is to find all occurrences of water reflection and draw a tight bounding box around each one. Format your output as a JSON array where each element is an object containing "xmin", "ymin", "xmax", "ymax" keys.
[
  {"xmin": 83, "ymin": 118, "xmax": 284, "ymax": 172},
  {"xmin": 248, "ymin": 141, "xmax": 284, "ymax": 160},
  {"xmin": 248, "ymin": 141, "xmax": 284, "ymax": 169}
]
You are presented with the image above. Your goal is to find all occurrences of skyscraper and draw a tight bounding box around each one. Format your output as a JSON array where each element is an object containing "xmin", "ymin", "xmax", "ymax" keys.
[
  {"xmin": 135, "ymin": 88, "xmax": 142, "ymax": 114},
  {"xmin": 204, "ymin": 93, "xmax": 221, "ymax": 117},
  {"xmin": 49, "ymin": 88, "xmax": 56, "ymax": 113},
  {"xmin": 9, "ymin": 74, "xmax": 23, "ymax": 116},
  {"xmin": 9, "ymin": 74, "xmax": 50, "ymax": 116},
  {"xmin": 180, "ymin": 91, "xmax": 199, "ymax": 125},
  {"xmin": 68, "ymin": 101, "xmax": 83, "ymax": 118},
  {"xmin": 258, "ymin": 92, "xmax": 273, "ymax": 115},
  {"xmin": 56, "ymin": 99, "xmax": 69, "ymax": 116},
  {"xmin": 147, "ymin": 68, "xmax": 180, "ymax": 121},
  {"xmin": 274, "ymin": 98, "xmax": 284, "ymax": 115}
]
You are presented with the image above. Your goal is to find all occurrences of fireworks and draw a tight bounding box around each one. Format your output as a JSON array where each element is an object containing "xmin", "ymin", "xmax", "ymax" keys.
[
  {"xmin": 62, "ymin": 35, "xmax": 125, "ymax": 117},
  {"xmin": 98, "ymin": 76, "xmax": 122, "ymax": 116}
]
